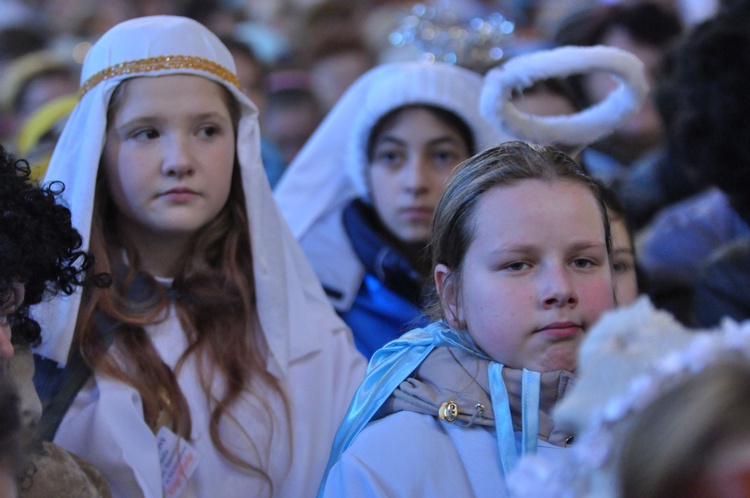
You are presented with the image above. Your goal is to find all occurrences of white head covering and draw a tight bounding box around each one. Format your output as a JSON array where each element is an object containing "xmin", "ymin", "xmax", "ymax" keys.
[
  {"xmin": 33, "ymin": 16, "xmax": 344, "ymax": 378},
  {"xmin": 274, "ymin": 61, "xmax": 509, "ymax": 310},
  {"xmin": 276, "ymin": 61, "xmax": 507, "ymax": 237}
]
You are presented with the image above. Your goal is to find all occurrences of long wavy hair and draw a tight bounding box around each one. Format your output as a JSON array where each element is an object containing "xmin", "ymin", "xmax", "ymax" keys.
[{"xmin": 73, "ymin": 80, "xmax": 288, "ymax": 489}]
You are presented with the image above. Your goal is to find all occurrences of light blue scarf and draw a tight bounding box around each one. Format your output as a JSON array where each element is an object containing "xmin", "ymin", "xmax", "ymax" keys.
[{"xmin": 318, "ymin": 321, "xmax": 543, "ymax": 496}]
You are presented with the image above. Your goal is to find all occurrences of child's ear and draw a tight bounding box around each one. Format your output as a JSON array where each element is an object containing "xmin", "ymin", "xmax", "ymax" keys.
[{"xmin": 435, "ymin": 263, "xmax": 464, "ymax": 329}]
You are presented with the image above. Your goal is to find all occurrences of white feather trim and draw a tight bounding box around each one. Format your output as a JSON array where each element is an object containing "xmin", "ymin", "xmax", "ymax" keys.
[{"xmin": 480, "ymin": 45, "xmax": 649, "ymax": 148}]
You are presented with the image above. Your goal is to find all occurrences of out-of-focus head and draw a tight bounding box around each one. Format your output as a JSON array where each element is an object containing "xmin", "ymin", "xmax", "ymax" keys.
[
  {"xmin": 342, "ymin": 62, "xmax": 502, "ymax": 246},
  {"xmin": 554, "ymin": 3, "xmax": 682, "ymax": 158},
  {"xmin": 599, "ymin": 183, "xmax": 638, "ymax": 305},
  {"xmin": 221, "ymin": 36, "xmax": 268, "ymax": 116},
  {"xmin": 621, "ymin": 360, "xmax": 750, "ymax": 498},
  {"xmin": 346, "ymin": 62, "xmax": 503, "ymax": 199},
  {"xmin": 657, "ymin": 3, "xmax": 750, "ymax": 225},
  {"xmin": 0, "ymin": 50, "xmax": 78, "ymax": 142},
  {"xmin": 364, "ymin": 104, "xmax": 474, "ymax": 245},
  {"xmin": 263, "ymin": 72, "xmax": 323, "ymax": 165}
]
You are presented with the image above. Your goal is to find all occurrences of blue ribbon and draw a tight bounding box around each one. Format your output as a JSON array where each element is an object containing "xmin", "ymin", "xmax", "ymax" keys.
[{"xmin": 317, "ymin": 321, "xmax": 542, "ymax": 496}]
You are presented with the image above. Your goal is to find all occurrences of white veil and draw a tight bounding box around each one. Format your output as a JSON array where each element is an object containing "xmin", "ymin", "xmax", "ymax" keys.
[
  {"xmin": 274, "ymin": 61, "xmax": 509, "ymax": 310},
  {"xmin": 32, "ymin": 16, "xmax": 346, "ymax": 379}
]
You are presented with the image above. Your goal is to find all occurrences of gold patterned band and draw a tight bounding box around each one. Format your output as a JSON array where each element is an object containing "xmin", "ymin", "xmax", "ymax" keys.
[{"xmin": 79, "ymin": 55, "xmax": 240, "ymax": 97}]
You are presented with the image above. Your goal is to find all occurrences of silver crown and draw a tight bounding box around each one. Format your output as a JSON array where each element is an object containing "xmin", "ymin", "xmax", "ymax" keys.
[{"xmin": 387, "ymin": 1, "xmax": 518, "ymax": 72}]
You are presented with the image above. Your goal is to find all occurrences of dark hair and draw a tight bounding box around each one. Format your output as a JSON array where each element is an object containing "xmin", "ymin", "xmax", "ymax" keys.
[
  {"xmin": 267, "ymin": 87, "xmax": 322, "ymax": 115},
  {"xmin": 0, "ymin": 27, "xmax": 47, "ymax": 62},
  {"xmin": 512, "ymin": 77, "xmax": 584, "ymax": 110},
  {"xmin": 366, "ymin": 104, "xmax": 476, "ymax": 163},
  {"xmin": 0, "ymin": 145, "xmax": 100, "ymax": 347},
  {"xmin": 599, "ymin": 180, "xmax": 637, "ymax": 257},
  {"xmin": 555, "ymin": 2, "xmax": 682, "ymax": 49},
  {"xmin": 657, "ymin": 6, "xmax": 750, "ymax": 225},
  {"xmin": 426, "ymin": 141, "xmax": 611, "ymax": 320},
  {"xmin": 309, "ymin": 35, "xmax": 375, "ymax": 66},
  {"xmin": 221, "ymin": 36, "xmax": 261, "ymax": 65},
  {"xmin": 12, "ymin": 67, "xmax": 77, "ymax": 114},
  {"xmin": 554, "ymin": 2, "xmax": 682, "ymax": 109}
]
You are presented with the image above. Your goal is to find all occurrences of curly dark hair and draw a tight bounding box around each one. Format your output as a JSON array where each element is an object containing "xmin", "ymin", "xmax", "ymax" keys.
[
  {"xmin": 658, "ymin": 3, "xmax": 750, "ymax": 225},
  {"xmin": 0, "ymin": 145, "xmax": 101, "ymax": 347}
]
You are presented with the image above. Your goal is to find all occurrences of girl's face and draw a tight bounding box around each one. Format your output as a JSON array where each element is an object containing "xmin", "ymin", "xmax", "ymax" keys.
[
  {"xmin": 102, "ymin": 75, "xmax": 236, "ymax": 250},
  {"xmin": 436, "ymin": 180, "xmax": 615, "ymax": 372},
  {"xmin": 610, "ymin": 215, "xmax": 638, "ymax": 305},
  {"xmin": 368, "ymin": 108, "xmax": 471, "ymax": 245}
]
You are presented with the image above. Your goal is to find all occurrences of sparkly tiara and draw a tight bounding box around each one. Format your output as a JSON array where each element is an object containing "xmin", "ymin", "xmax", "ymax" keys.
[
  {"xmin": 387, "ymin": 2, "xmax": 517, "ymax": 71},
  {"xmin": 79, "ymin": 55, "xmax": 240, "ymax": 98},
  {"xmin": 506, "ymin": 298, "xmax": 750, "ymax": 497}
]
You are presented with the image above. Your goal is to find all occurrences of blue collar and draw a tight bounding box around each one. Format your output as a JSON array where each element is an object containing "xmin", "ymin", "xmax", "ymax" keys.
[{"xmin": 318, "ymin": 321, "xmax": 543, "ymax": 496}]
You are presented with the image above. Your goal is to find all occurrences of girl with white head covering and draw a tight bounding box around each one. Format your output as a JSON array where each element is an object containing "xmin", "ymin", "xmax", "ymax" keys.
[
  {"xmin": 274, "ymin": 61, "xmax": 507, "ymax": 359},
  {"xmin": 31, "ymin": 16, "xmax": 365, "ymax": 498}
]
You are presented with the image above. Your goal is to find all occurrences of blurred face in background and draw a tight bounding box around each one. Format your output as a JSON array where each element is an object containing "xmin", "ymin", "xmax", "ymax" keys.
[{"xmin": 367, "ymin": 107, "xmax": 471, "ymax": 245}]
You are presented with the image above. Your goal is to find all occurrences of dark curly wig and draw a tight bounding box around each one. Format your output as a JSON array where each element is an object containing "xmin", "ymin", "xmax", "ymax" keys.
[
  {"xmin": 657, "ymin": 3, "xmax": 750, "ymax": 225},
  {"xmin": 0, "ymin": 145, "xmax": 100, "ymax": 347}
]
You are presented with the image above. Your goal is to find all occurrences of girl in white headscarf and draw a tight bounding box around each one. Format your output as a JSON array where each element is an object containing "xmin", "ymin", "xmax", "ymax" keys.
[
  {"xmin": 274, "ymin": 62, "xmax": 506, "ymax": 359},
  {"xmin": 31, "ymin": 16, "xmax": 365, "ymax": 498}
]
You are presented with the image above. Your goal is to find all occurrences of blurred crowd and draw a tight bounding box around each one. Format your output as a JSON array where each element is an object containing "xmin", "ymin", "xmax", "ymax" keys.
[
  {"xmin": 3, "ymin": 0, "xmax": 748, "ymax": 322},
  {"xmin": 0, "ymin": 0, "xmax": 713, "ymax": 174},
  {"xmin": 0, "ymin": 0, "xmax": 750, "ymax": 496}
]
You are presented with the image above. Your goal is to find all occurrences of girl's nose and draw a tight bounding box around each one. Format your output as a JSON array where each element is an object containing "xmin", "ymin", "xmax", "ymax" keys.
[
  {"xmin": 540, "ymin": 266, "xmax": 579, "ymax": 308},
  {"xmin": 162, "ymin": 136, "xmax": 195, "ymax": 178},
  {"xmin": 403, "ymin": 156, "xmax": 430, "ymax": 195}
]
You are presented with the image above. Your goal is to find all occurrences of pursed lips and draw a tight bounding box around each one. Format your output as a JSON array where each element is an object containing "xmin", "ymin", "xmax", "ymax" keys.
[
  {"xmin": 534, "ymin": 321, "xmax": 583, "ymax": 340},
  {"xmin": 159, "ymin": 186, "xmax": 199, "ymax": 196},
  {"xmin": 398, "ymin": 205, "xmax": 432, "ymax": 218},
  {"xmin": 157, "ymin": 187, "xmax": 201, "ymax": 202}
]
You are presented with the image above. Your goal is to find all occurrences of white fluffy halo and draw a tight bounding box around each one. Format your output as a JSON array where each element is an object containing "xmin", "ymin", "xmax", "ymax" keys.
[{"xmin": 480, "ymin": 45, "xmax": 649, "ymax": 148}]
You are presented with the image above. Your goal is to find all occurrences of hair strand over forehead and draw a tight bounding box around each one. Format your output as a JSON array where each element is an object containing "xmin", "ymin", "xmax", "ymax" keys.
[{"xmin": 425, "ymin": 141, "xmax": 611, "ymax": 321}]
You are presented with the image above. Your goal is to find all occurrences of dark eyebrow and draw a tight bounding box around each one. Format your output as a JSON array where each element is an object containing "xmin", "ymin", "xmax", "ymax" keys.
[
  {"xmin": 373, "ymin": 136, "xmax": 407, "ymax": 148},
  {"xmin": 426, "ymin": 136, "xmax": 463, "ymax": 147},
  {"xmin": 374, "ymin": 134, "xmax": 463, "ymax": 148}
]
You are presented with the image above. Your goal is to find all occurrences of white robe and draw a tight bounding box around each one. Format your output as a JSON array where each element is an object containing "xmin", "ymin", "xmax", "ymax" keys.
[
  {"xmin": 30, "ymin": 16, "xmax": 368, "ymax": 498},
  {"xmin": 56, "ymin": 308, "xmax": 365, "ymax": 498},
  {"xmin": 323, "ymin": 411, "xmax": 567, "ymax": 498}
]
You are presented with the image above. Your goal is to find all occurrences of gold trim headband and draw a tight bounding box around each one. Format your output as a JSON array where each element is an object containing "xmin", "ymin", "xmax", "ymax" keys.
[{"xmin": 79, "ymin": 55, "xmax": 240, "ymax": 98}]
